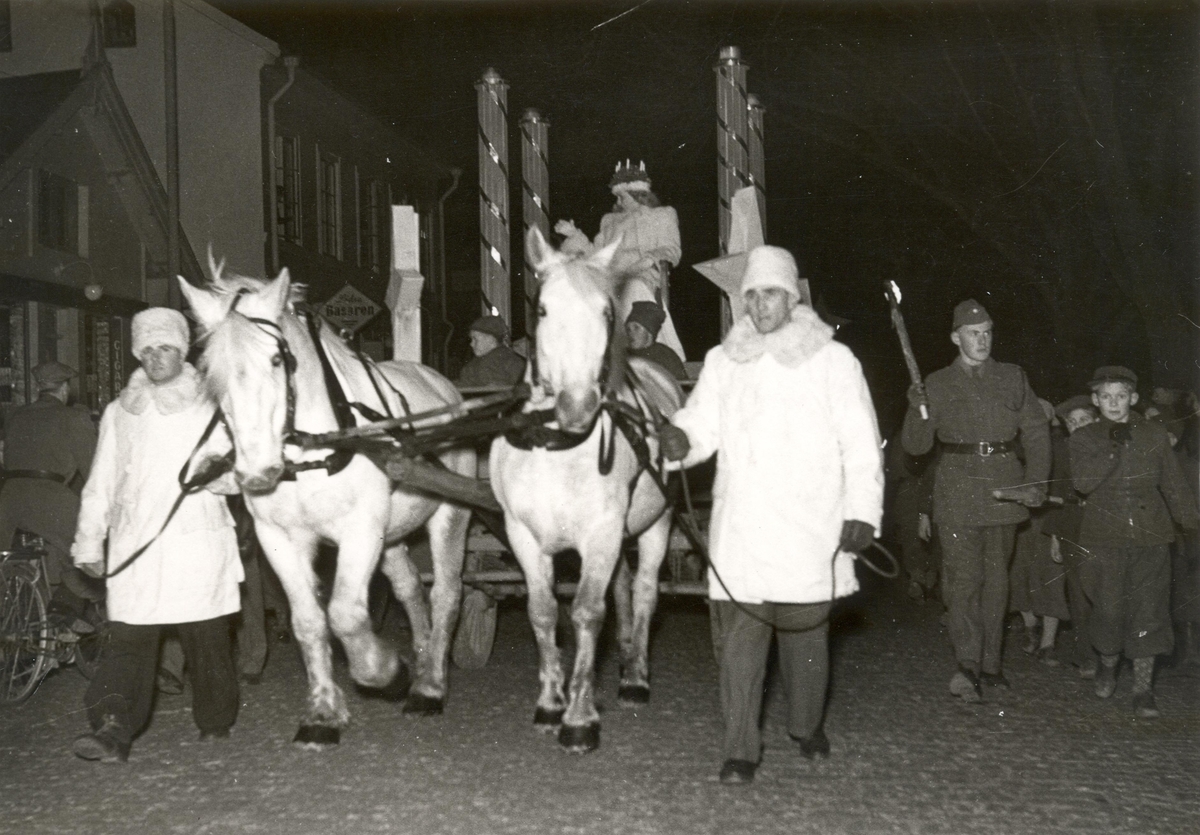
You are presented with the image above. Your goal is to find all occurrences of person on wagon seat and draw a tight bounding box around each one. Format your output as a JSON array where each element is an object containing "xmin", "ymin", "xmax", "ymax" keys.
[
  {"xmin": 625, "ymin": 301, "xmax": 687, "ymax": 381},
  {"xmin": 659, "ymin": 245, "xmax": 884, "ymax": 785},
  {"xmin": 456, "ymin": 314, "xmax": 526, "ymax": 390},
  {"xmin": 901, "ymin": 299, "xmax": 1050, "ymax": 702},
  {"xmin": 70, "ymin": 308, "xmax": 242, "ymax": 763},
  {"xmin": 0, "ymin": 361, "xmax": 100, "ymax": 618}
]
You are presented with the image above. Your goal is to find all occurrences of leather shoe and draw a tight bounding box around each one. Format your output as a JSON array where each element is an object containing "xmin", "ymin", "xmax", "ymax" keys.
[
  {"xmin": 1094, "ymin": 663, "xmax": 1118, "ymax": 699},
  {"xmin": 198, "ymin": 728, "xmax": 231, "ymax": 741},
  {"xmin": 72, "ymin": 715, "xmax": 130, "ymax": 762},
  {"xmin": 789, "ymin": 727, "xmax": 830, "ymax": 759},
  {"xmin": 1132, "ymin": 691, "xmax": 1160, "ymax": 718},
  {"xmin": 949, "ymin": 667, "xmax": 982, "ymax": 702},
  {"xmin": 718, "ymin": 759, "xmax": 757, "ymax": 785},
  {"xmin": 980, "ymin": 671, "xmax": 1010, "ymax": 689}
]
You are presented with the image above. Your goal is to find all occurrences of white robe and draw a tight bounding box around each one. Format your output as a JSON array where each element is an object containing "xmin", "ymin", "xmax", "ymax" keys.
[
  {"xmin": 671, "ymin": 305, "xmax": 884, "ymax": 604},
  {"xmin": 72, "ymin": 365, "xmax": 242, "ymax": 624}
]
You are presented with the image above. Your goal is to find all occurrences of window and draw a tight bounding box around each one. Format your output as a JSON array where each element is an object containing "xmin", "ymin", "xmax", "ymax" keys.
[
  {"xmin": 275, "ymin": 136, "xmax": 302, "ymax": 245},
  {"xmin": 102, "ymin": 0, "xmax": 136, "ymax": 49},
  {"xmin": 37, "ymin": 170, "xmax": 85, "ymax": 255},
  {"xmin": 358, "ymin": 179, "xmax": 386, "ymax": 272},
  {"xmin": 1, "ymin": 1, "xmax": 13, "ymax": 53},
  {"xmin": 315, "ymin": 147, "xmax": 341, "ymax": 259}
]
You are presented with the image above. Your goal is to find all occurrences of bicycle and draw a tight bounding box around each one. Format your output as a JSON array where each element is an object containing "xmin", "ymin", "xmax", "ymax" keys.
[{"xmin": 1, "ymin": 533, "xmax": 104, "ymax": 705}]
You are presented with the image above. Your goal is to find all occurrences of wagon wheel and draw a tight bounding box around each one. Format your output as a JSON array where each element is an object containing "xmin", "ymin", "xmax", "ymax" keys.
[
  {"xmin": 0, "ymin": 569, "xmax": 52, "ymax": 705},
  {"xmin": 452, "ymin": 587, "xmax": 497, "ymax": 669}
]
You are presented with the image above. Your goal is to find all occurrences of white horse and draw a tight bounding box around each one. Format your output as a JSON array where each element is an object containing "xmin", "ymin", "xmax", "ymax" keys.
[
  {"xmin": 490, "ymin": 228, "xmax": 683, "ymax": 753},
  {"xmin": 178, "ymin": 267, "xmax": 474, "ymax": 748}
]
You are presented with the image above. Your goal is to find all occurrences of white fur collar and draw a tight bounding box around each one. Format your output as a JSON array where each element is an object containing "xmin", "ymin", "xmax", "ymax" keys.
[
  {"xmin": 722, "ymin": 304, "xmax": 834, "ymax": 367},
  {"xmin": 120, "ymin": 363, "xmax": 205, "ymax": 415}
]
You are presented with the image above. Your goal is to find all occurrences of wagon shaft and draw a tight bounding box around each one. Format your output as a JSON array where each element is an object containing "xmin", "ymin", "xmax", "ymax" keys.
[{"xmin": 385, "ymin": 455, "xmax": 501, "ymax": 513}]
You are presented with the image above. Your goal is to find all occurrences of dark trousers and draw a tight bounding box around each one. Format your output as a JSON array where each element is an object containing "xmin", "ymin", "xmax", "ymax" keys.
[
  {"xmin": 713, "ymin": 600, "xmax": 832, "ymax": 763},
  {"xmin": 1062, "ymin": 540, "xmax": 1098, "ymax": 667},
  {"xmin": 1089, "ymin": 544, "xmax": 1174, "ymax": 659},
  {"xmin": 84, "ymin": 616, "xmax": 238, "ymax": 743},
  {"xmin": 939, "ymin": 524, "xmax": 1016, "ymax": 675}
]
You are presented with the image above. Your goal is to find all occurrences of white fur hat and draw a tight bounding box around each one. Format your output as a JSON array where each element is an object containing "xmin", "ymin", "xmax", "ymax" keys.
[
  {"xmin": 132, "ymin": 307, "xmax": 190, "ymax": 356},
  {"xmin": 740, "ymin": 246, "xmax": 801, "ymax": 301}
]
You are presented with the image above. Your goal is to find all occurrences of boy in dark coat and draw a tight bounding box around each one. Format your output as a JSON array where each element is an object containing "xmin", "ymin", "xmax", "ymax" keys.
[{"xmin": 1070, "ymin": 366, "xmax": 1198, "ymax": 717}]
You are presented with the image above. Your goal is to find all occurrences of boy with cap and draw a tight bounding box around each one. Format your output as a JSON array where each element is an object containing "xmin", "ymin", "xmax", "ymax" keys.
[
  {"xmin": 625, "ymin": 301, "xmax": 687, "ymax": 381},
  {"xmin": 0, "ymin": 360, "xmax": 99, "ymax": 612},
  {"xmin": 660, "ymin": 245, "xmax": 883, "ymax": 784},
  {"xmin": 1069, "ymin": 366, "xmax": 1198, "ymax": 716},
  {"xmin": 902, "ymin": 299, "xmax": 1050, "ymax": 701},
  {"xmin": 70, "ymin": 307, "xmax": 242, "ymax": 761},
  {"xmin": 457, "ymin": 314, "xmax": 526, "ymax": 389}
]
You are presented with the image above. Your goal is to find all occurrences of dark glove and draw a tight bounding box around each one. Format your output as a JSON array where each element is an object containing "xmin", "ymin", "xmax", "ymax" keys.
[
  {"xmin": 839, "ymin": 520, "xmax": 875, "ymax": 553},
  {"xmin": 188, "ymin": 454, "xmax": 234, "ymax": 488},
  {"xmin": 659, "ymin": 424, "xmax": 691, "ymax": 462},
  {"xmin": 906, "ymin": 385, "xmax": 929, "ymax": 414},
  {"xmin": 1110, "ymin": 423, "xmax": 1133, "ymax": 444}
]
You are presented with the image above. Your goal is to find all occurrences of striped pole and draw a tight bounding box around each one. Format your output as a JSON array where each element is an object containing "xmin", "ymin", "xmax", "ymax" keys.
[
  {"xmin": 476, "ymin": 68, "xmax": 511, "ymax": 324},
  {"xmin": 747, "ymin": 93, "xmax": 767, "ymax": 234},
  {"xmin": 715, "ymin": 46, "xmax": 750, "ymax": 333},
  {"xmin": 519, "ymin": 107, "xmax": 550, "ymax": 338}
]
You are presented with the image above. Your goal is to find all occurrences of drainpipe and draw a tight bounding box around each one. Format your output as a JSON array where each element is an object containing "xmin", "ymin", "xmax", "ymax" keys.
[
  {"xmin": 267, "ymin": 56, "xmax": 299, "ymax": 275},
  {"xmin": 438, "ymin": 167, "xmax": 462, "ymax": 367}
]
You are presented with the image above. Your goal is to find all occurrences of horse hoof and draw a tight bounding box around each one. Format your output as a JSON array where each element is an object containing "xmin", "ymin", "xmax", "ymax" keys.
[
  {"xmin": 533, "ymin": 707, "xmax": 564, "ymax": 730},
  {"xmin": 617, "ymin": 685, "xmax": 650, "ymax": 705},
  {"xmin": 355, "ymin": 663, "xmax": 412, "ymax": 703},
  {"xmin": 558, "ymin": 722, "xmax": 600, "ymax": 753},
  {"xmin": 403, "ymin": 693, "xmax": 445, "ymax": 716},
  {"xmin": 293, "ymin": 724, "xmax": 340, "ymax": 749}
]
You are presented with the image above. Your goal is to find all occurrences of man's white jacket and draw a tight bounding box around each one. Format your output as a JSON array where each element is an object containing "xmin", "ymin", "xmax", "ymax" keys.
[
  {"xmin": 671, "ymin": 306, "xmax": 884, "ymax": 604},
  {"xmin": 72, "ymin": 364, "xmax": 242, "ymax": 624}
]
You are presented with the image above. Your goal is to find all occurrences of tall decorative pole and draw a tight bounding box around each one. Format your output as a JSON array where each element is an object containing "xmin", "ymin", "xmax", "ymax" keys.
[
  {"xmin": 747, "ymin": 93, "xmax": 766, "ymax": 235},
  {"xmin": 476, "ymin": 68, "xmax": 511, "ymax": 325},
  {"xmin": 714, "ymin": 46, "xmax": 751, "ymax": 333},
  {"xmin": 519, "ymin": 108, "xmax": 550, "ymax": 338}
]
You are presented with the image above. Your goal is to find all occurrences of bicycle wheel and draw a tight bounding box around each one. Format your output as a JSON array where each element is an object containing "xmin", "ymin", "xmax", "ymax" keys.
[{"xmin": 0, "ymin": 568, "xmax": 51, "ymax": 705}]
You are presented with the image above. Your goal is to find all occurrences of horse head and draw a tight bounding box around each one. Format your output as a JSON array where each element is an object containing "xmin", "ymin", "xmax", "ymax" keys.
[
  {"xmin": 526, "ymin": 227, "xmax": 623, "ymax": 433},
  {"xmin": 178, "ymin": 268, "xmax": 296, "ymax": 493}
]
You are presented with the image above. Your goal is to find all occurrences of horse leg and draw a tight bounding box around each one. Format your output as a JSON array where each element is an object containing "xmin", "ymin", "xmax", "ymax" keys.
[
  {"xmin": 507, "ymin": 522, "xmax": 565, "ymax": 731},
  {"xmin": 618, "ymin": 513, "xmax": 671, "ymax": 705},
  {"xmin": 255, "ymin": 523, "xmax": 346, "ymax": 747},
  {"xmin": 611, "ymin": 551, "xmax": 637, "ymax": 697},
  {"xmin": 378, "ymin": 539, "xmax": 433, "ymax": 709},
  {"xmin": 559, "ymin": 531, "xmax": 623, "ymax": 753},
  {"xmin": 408, "ymin": 501, "xmax": 471, "ymax": 715},
  {"xmin": 328, "ymin": 530, "xmax": 407, "ymax": 700}
]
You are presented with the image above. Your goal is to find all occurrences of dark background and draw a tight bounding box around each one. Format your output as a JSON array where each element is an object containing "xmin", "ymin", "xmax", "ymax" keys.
[{"xmin": 213, "ymin": 0, "xmax": 1199, "ymax": 434}]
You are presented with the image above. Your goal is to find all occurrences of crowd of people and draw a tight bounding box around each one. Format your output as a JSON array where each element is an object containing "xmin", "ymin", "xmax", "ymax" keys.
[{"xmin": 0, "ymin": 161, "xmax": 1194, "ymax": 788}]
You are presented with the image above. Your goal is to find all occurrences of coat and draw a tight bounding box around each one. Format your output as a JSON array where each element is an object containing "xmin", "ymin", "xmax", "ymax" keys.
[
  {"xmin": 671, "ymin": 305, "xmax": 884, "ymax": 604},
  {"xmin": 71, "ymin": 364, "xmax": 242, "ymax": 625},
  {"xmin": 1070, "ymin": 413, "xmax": 1198, "ymax": 548},
  {"xmin": 457, "ymin": 345, "xmax": 526, "ymax": 389},
  {"xmin": 0, "ymin": 394, "xmax": 96, "ymax": 559},
  {"xmin": 902, "ymin": 356, "xmax": 1050, "ymax": 527}
]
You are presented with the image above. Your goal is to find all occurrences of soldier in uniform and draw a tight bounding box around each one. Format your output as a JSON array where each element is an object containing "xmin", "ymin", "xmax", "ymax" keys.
[
  {"xmin": 456, "ymin": 315, "xmax": 526, "ymax": 390},
  {"xmin": 902, "ymin": 300, "xmax": 1050, "ymax": 701},
  {"xmin": 0, "ymin": 361, "xmax": 100, "ymax": 612}
]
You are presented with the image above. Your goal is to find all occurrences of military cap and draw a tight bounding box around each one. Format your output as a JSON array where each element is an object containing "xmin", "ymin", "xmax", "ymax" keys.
[
  {"xmin": 1088, "ymin": 365, "xmax": 1138, "ymax": 390},
  {"xmin": 469, "ymin": 314, "xmax": 508, "ymax": 340},
  {"xmin": 952, "ymin": 299, "xmax": 992, "ymax": 329},
  {"xmin": 32, "ymin": 360, "xmax": 77, "ymax": 387},
  {"xmin": 626, "ymin": 301, "xmax": 666, "ymax": 338}
]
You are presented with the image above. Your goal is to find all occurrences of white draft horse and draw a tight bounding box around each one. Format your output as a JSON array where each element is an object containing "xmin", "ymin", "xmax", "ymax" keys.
[
  {"xmin": 490, "ymin": 228, "xmax": 683, "ymax": 753},
  {"xmin": 178, "ymin": 267, "xmax": 473, "ymax": 748}
]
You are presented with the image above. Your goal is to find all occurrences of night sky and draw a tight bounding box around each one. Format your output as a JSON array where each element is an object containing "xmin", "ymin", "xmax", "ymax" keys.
[{"xmin": 213, "ymin": 0, "xmax": 1199, "ymax": 433}]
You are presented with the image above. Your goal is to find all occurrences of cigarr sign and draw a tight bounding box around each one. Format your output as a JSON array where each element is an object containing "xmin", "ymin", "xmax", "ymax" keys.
[{"xmin": 322, "ymin": 284, "xmax": 381, "ymax": 334}]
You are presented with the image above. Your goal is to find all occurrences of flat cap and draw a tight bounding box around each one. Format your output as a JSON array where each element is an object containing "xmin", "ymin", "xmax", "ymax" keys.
[
  {"xmin": 469, "ymin": 314, "xmax": 508, "ymax": 340},
  {"xmin": 626, "ymin": 301, "xmax": 666, "ymax": 337},
  {"xmin": 1054, "ymin": 394, "xmax": 1095, "ymax": 421},
  {"xmin": 1089, "ymin": 365, "xmax": 1138, "ymax": 389},
  {"xmin": 32, "ymin": 360, "xmax": 77, "ymax": 387},
  {"xmin": 952, "ymin": 299, "xmax": 992, "ymax": 329}
]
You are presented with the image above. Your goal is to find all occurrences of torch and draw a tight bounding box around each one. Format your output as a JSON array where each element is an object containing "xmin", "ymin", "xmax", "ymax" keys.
[{"xmin": 884, "ymin": 280, "xmax": 928, "ymax": 420}]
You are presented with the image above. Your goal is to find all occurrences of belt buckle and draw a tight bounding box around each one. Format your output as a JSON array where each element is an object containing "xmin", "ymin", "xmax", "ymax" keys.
[{"xmin": 979, "ymin": 442, "xmax": 995, "ymax": 456}]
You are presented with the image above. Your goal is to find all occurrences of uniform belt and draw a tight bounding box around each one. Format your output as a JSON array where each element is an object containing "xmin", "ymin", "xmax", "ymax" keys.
[
  {"xmin": 2, "ymin": 469, "xmax": 68, "ymax": 484},
  {"xmin": 941, "ymin": 441, "xmax": 1015, "ymax": 456}
]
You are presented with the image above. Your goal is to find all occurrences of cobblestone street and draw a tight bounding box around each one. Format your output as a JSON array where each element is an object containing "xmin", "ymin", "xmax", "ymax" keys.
[{"xmin": 2, "ymin": 571, "xmax": 1197, "ymax": 834}]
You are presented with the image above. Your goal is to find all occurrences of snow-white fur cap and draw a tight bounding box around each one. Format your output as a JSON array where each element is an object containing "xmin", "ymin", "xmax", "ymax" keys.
[
  {"xmin": 132, "ymin": 307, "xmax": 190, "ymax": 356},
  {"xmin": 740, "ymin": 245, "xmax": 801, "ymax": 302}
]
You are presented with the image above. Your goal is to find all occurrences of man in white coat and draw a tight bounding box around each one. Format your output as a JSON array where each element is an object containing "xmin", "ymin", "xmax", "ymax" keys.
[
  {"xmin": 661, "ymin": 246, "xmax": 884, "ymax": 785},
  {"xmin": 71, "ymin": 308, "xmax": 242, "ymax": 762}
]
